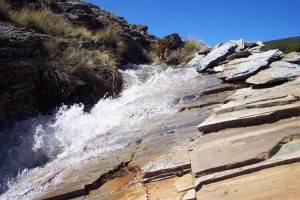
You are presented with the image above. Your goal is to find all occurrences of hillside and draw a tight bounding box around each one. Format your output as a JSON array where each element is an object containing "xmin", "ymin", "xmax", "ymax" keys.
[{"xmin": 264, "ymin": 36, "xmax": 300, "ymax": 53}]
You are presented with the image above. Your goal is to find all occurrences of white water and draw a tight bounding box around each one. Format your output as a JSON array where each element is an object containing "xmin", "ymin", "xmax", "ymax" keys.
[{"xmin": 0, "ymin": 64, "xmax": 203, "ymax": 199}]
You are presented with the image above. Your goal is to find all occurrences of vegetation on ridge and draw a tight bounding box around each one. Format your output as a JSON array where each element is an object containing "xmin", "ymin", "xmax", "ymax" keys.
[
  {"xmin": 264, "ymin": 36, "xmax": 300, "ymax": 53},
  {"xmin": 0, "ymin": 0, "xmax": 124, "ymax": 109}
]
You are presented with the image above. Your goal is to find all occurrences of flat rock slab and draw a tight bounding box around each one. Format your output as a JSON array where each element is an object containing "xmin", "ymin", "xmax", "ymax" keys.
[
  {"xmin": 226, "ymin": 50, "xmax": 251, "ymax": 60},
  {"xmin": 87, "ymin": 176, "xmax": 147, "ymax": 200},
  {"xmin": 196, "ymin": 162, "xmax": 300, "ymax": 200},
  {"xmin": 194, "ymin": 42, "xmax": 237, "ymax": 72},
  {"xmin": 222, "ymin": 49, "xmax": 283, "ymax": 81},
  {"xmin": 139, "ymin": 150, "xmax": 191, "ymax": 182},
  {"xmin": 198, "ymin": 78, "xmax": 300, "ymax": 133},
  {"xmin": 146, "ymin": 176, "xmax": 189, "ymax": 200},
  {"xmin": 246, "ymin": 61, "xmax": 300, "ymax": 85},
  {"xmin": 282, "ymin": 51, "xmax": 300, "ymax": 64},
  {"xmin": 191, "ymin": 137, "xmax": 282, "ymax": 177},
  {"xmin": 194, "ymin": 127, "xmax": 300, "ymax": 189},
  {"xmin": 193, "ymin": 116, "xmax": 300, "ymax": 179}
]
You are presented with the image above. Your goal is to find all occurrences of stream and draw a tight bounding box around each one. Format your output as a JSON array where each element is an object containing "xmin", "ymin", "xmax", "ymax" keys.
[{"xmin": 0, "ymin": 64, "xmax": 217, "ymax": 199}]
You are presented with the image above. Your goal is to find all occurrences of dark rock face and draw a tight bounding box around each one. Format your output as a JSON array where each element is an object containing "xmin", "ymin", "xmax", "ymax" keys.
[
  {"xmin": 47, "ymin": 0, "xmax": 156, "ymax": 64},
  {"xmin": 49, "ymin": 0, "xmax": 105, "ymax": 30},
  {"xmin": 0, "ymin": 0, "xmax": 161, "ymax": 125},
  {"xmin": 0, "ymin": 22, "xmax": 48, "ymax": 124},
  {"xmin": 0, "ymin": 21, "xmax": 123, "ymax": 126},
  {"xmin": 151, "ymin": 33, "xmax": 183, "ymax": 61}
]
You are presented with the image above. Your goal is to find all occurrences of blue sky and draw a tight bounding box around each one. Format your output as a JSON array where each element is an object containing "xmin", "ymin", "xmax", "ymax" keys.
[{"xmin": 86, "ymin": 0, "xmax": 299, "ymax": 45}]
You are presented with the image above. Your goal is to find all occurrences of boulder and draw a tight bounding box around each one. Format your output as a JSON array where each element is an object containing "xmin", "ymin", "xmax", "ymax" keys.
[
  {"xmin": 246, "ymin": 61, "xmax": 300, "ymax": 85},
  {"xmin": 151, "ymin": 33, "xmax": 183, "ymax": 61},
  {"xmin": 229, "ymin": 39, "xmax": 245, "ymax": 52},
  {"xmin": 282, "ymin": 52, "xmax": 300, "ymax": 64},
  {"xmin": 248, "ymin": 41, "xmax": 265, "ymax": 53},
  {"xmin": 197, "ymin": 46, "xmax": 212, "ymax": 55},
  {"xmin": 222, "ymin": 49, "xmax": 283, "ymax": 82},
  {"xmin": 194, "ymin": 42, "xmax": 237, "ymax": 72}
]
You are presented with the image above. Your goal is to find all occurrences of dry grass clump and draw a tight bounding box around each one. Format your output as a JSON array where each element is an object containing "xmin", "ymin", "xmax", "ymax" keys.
[
  {"xmin": 181, "ymin": 38, "xmax": 206, "ymax": 64},
  {"xmin": 9, "ymin": 9, "xmax": 69, "ymax": 35},
  {"xmin": 45, "ymin": 40, "xmax": 121, "ymax": 97},
  {"xmin": 145, "ymin": 50, "xmax": 161, "ymax": 65},
  {"xmin": 0, "ymin": 0, "xmax": 93, "ymax": 37}
]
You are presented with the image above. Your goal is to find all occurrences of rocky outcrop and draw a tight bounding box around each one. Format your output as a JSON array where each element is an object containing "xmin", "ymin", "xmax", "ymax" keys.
[
  {"xmin": 151, "ymin": 33, "xmax": 183, "ymax": 62},
  {"xmin": 0, "ymin": 21, "xmax": 48, "ymax": 124},
  {"xmin": 0, "ymin": 21, "xmax": 123, "ymax": 126},
  {"xmin": 30, "ymin": 71, "xmax": 300, "ymax": 200},
  {"xmin": 282, "ymin": 51, "xmax": 300, "ymax": 64},
  {"xmin": 47, "ymin": 0, "xmax": 157, "ymax": 64},
  {"xmin": 0, "ymin": 0, "xmax": 163, "ymax": 125},
  {"xmin": 246, "ymin": 61, "xmax": 300, "ymax": 85},
  {"xmin": 222, "ymin": 49, "xmax": 283, "ymax": 81},
  {"xmin": 193, "ymin": 42, "xmax": 237, "ymax": 72},
  {"xmin": 197, "ymin": 78, "xmax": 300, "ymax": 133}
]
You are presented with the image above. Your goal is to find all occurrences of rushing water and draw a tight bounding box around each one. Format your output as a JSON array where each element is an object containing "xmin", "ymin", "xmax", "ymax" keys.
[{"xmin": 0, "ymin": 64, "xmax": 207, "ymax": 199}]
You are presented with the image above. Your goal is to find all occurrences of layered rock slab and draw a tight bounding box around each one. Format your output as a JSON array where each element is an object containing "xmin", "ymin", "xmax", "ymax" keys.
[
  {"xmin": 197, "ymin": 78, "xmax": 300, "ymax": 133},
  {"xmin": 197, "ymin": 162, "xmax": 300, "ymax": 200},
  {"xmin": 222, "ymin": 49, "xmax": 283, "ymax": 81},
  {"xmin": 246, "ymin": 61, "xmax": 300, "ymax": 85},
  {"xmin": 192, "ymin": 116, "xmax": 300, "ymax": 179},
  {"xmin": 192, "ymin": 42, "xmax": 237, "ymax": 72},
  {"xmin": 282, "ymin": 51, "xmax": 300, "ymax": 64}
]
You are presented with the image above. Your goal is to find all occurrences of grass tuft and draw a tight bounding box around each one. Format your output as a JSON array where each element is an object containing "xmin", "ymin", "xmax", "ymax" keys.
[{"xmin": 180, "ymin": 38, "xmax": 206, "ymax": 64}]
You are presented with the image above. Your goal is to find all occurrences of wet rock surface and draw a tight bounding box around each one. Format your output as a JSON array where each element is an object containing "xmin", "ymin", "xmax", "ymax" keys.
[
  {"xmin": 2, "ymin": 3, "xmax": 300, "ymax": 197},
  {"xmin": 30, "ymin": 65, "xmax": 300, "ymax": 200}
]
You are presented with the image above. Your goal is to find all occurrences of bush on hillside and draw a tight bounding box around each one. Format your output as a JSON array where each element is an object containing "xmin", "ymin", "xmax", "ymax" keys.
[{"xmin": 264, "ymin": 36, "xmax": 300, "ymax": 53}]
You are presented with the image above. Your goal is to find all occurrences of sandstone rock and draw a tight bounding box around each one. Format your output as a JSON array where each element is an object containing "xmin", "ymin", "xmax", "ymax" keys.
[
  {"xmin": 282, "ymin": 51, "xmax": 300, "ymax": 64},
  {"xmin": 246, "ymin": 61, "xmax": 300, "ymax": 85},
  {"xmin": 197, "ymin": 78, "xmax": 300, "ymax": 133},
  {"xmin": 193, "ymin": 117, "xmax": 300, "ymax": 193},
  {"xmin": 222, "ymin": 49, "xmax": 283, "ymax": 82},
  {"xmin": 197, "ymin": 162, "xmax": 300, "ymax": 200},
  {"xmin": 182, "ymin": 189, "xmax": 196, "ymax": 200},
  {"xmin": 191, "ymin": 136, "xmax": 283, "ymax": 177},
  {"xmin": 194, "ymin": 42, "xmax": 237, "ymax": 72}
]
